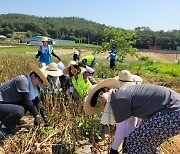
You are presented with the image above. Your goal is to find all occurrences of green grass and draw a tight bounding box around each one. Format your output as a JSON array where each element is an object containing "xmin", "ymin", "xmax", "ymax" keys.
[
  {"xmin": 127, "ymin": 61, "xmax": 180, "ymax": 78},
  {"xmin": 0, "ymin": 45, "xmax": 37, "ymax": 54},
  {"xmin": 0, "ymin": 44, "xmax": 98, "ymax": 54}
]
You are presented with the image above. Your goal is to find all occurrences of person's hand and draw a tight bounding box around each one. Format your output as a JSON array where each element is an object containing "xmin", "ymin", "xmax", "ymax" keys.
[
  {"xmin": 35, "ymin": 55, "xmax": 39, "ymax": 58},
  {"xmin": 110, "ymin": 148, "xmax": 118, "ymax": 154},
  {"xmin": 34, "ymin": 115, "xmax": 40, "ymax": 126},
  {"xmin": 78, "ymin": 62, "xmax": 86, "ymax": 68},
  {"xmin": 106, "ymin": 56, "xmax": 109, "ymax": 59},
  {"xmin": 43, "ymin": 116, "xmax": 50, "ymax": 127}
]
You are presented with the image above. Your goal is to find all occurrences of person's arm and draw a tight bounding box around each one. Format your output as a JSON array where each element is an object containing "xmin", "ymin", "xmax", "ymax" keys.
[
  {"xmin": 126, "ymin": 116, "xmax": 138, "ymax": 137},
  {"xmin": 52, "ymin": 50, "xmax": 61, "ymax": 61},
  {"xmin": 21, "ymin": 93, "xmax": 38, "ymax": 118},
  {"xmin": 68, "ymin": 77, "xmax": 74, "ymax": 94},
  {"xmin": 32, "ymin": 97, "xmax": 49, "ymax": 126},
  {"xmin": 35, "ymin": 50, "xmax": 41, "ymax": 58},
  {"xmin": 84, "ymin": 65, "xmax": 94, "ymax": 74},
  {"xmin": 111, "ymin": 120, "xmax": 127, "ymax": 151}
]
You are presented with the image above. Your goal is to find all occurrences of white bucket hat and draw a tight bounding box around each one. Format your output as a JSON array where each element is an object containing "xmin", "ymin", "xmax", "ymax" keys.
[
  {"xmin": 42, "ymin": 62, "xmax": 63, "ymax": 77},
  {"xmin": 114, "ymin": 70, "xmax": 143, "ymax": 88},
  {"xmin": 84, "ymin": 78, "xmax": 120, "ymax": 115}
]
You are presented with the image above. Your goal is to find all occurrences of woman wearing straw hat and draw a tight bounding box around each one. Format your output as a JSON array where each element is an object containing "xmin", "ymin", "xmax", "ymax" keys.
[
  {"xmin": 111, "ymin": 70, "xmax": 143, "ymax": 153},
  {"xmin": 35, "ymin": 37, "xmax": 61, "ymax": 67},
  {"xmin": 84, "ymin": 74, "xmax": 180, "ymax": 153},
  {"xmin": 0, "ymin": 63, "xmax": 50, "ymax": 139},
  {"xmin": 42, "ymin": 62, "xmax": 69, "ymax": 93},
  {"xmin": 63, "ymin": 61, "xmax": 95, "ymax": 101}
]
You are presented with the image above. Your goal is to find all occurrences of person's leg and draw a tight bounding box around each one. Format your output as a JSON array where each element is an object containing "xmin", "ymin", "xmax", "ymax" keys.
[
  {"xmin": 0, "ymin": 104, "xmax": 24, "ymax": 134},
  {"xmin": 110, "ymin": 59, "xmax": 115, "ymax": 70},
  {"xmin": 126, "ymin": 110, "xmax": 180, "ymax": 154},
  {"xmin": 122, "ymin": 117, "xmax": 138, "ymax": 153},
  {"xmin": 112, "ymin": 60, "xmax": 116, "ymax": 70}
]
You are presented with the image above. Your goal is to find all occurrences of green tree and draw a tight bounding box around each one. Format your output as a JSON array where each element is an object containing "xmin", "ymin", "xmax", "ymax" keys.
[{"xmin": 95, "ymin": 27, "xmax": 138, "ymax": 61}]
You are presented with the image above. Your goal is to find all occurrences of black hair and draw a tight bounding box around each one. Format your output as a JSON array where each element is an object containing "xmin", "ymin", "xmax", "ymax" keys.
[
  {"xmin": 69, "ymin": 65, "xmax": 81, "ymax": 77},
  {"xmin": 91, "ymin": 88, "xmax": 105, "ymax": 107},
  {"xmin": 30, "ymin": 71, "xmax": 43, "ymax": 83}
]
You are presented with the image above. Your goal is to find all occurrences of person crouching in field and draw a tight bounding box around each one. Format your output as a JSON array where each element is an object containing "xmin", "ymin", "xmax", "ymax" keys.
[
  {"xmin": 35, "ymin": 37, "xmax": 61, "ymax": 67},
  {"xmin": 63, "ymin": 61, "xmax": 95, "ymax": 102},
  {"xmin": 0, "ymin": 64, "xmax": 50, "ymax": 139},
  {"xmin": 84, "ymin": 78, "xmax": 180, "ymax": 154},
  {"xmin": 108, "ymin": 70, "xmax": 143, "ymax": 153},
  {"xmin": 81, "ymin": 55, "xmax": 97, "ymax": 69},
  {"xmin": 73, "ymin": 49, "xmax": 82, "ymax": 62},
  {"xmin": 41, "ymin": 62, "xmax": 70, "ymax": 94}
]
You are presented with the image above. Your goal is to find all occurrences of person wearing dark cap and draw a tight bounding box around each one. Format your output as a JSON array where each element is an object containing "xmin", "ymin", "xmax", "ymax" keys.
[
  {"xmin": 81, "ymin": 55, "xmax": 97, "ymax": 69},
  {"xmin": 0, "ymin": 63, "xmax": 50, "ymax": 139},
  {"xmin": 84, "ymin": 77, "xmax": 180, "ymax": 153}
]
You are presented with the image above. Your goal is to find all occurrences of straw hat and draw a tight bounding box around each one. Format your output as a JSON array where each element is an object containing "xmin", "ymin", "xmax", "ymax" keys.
[
  {"xmin": 42, "ymin": 37, "xmax": 48, "ymax": 42},
  {"xmin": 114, "ymin": 70, "xmax": 143, "ymax": 88},
  {"xmin": 43, "ymin": 62, "xmax": 63, "ymax": 77},
  {"xmin": 29, "ymin": 63, "xmax": 50, "ymax": 87},
  {"xmin": 63, "ymin": 61, "xmax": 78, "ymax": 75},
  {"xmin": 84, "ymin": 78, "xmax": 120, "ymax": 115}
]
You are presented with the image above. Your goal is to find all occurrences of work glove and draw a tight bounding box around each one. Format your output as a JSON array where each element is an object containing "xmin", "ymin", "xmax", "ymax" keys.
[
  {"xmin": 110, "ymin": 148, "xmax": 118, "ymax": 154},
  {"xmin": 78, "ymin": 62, "xmax": 86, "ymax": 68},
  {"xmin": 43, "ymin": 116, "xmax": 50, "ymax": 127},
  {"xmin": 34, "ymin": 115, "xmax": 40, "ymax": 126},
  {"xmin": 35, "ymin": 54, "xmax": 39, "ymax": 58}
]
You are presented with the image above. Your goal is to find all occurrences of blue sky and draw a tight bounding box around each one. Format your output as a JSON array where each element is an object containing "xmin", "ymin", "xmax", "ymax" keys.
[{"xmin": 0, "ymin": 0, "xmax": 179, "ymax": 31}]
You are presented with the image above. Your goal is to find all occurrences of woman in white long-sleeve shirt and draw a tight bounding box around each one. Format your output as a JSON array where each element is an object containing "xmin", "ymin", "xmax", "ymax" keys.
[{"xmin": 102, "ymin": 70, "xmax": 143, "ymax": 153}]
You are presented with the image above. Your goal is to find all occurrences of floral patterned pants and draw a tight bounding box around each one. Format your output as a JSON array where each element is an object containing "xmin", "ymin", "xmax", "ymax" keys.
[{"xmin": 126, "ymin": 110, "xmax": 180, "ymax": 154}]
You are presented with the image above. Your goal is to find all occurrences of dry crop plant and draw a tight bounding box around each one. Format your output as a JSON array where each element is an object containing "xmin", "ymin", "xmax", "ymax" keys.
[{"xmin": 0, "ymin": 54, "xmax": 114, "ymax": 153}]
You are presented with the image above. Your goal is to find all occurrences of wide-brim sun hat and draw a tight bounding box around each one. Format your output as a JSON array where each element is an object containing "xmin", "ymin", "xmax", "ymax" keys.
[
  {"xmin": 84, "ymin": 78, "xmax": 120, "ymax": 115},
  {"xmin": 29, "ymin": 63, "xmax": 50, "ymax": 87},
  {"xmin": 42, "ymin": 36, "xmax": 48, "ymax": 42},
  {"xmin": 114, "ymin": 70, "xmax": 143, "ymax": 88},
  {"xmin": 63, "ymin": 61, "xmax": 78, "ymax": 75},
  {"xmin": 42, "ymin": 62, "xmax": 63, "ymax": 77}
]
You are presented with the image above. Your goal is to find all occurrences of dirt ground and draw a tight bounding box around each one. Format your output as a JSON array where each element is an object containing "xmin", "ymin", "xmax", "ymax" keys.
[{"xmin": 54, "ymin": 49, "xmax": 179, "ymax": 63}]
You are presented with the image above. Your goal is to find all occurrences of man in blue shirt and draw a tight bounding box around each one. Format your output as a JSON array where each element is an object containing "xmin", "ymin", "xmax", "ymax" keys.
[{"xmin": 107, "ymin": 46, "xmax": 117, "ymax": 70}]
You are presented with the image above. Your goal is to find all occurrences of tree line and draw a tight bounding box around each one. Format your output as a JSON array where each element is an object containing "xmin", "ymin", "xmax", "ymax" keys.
[{"xmin": 0, "ymin": 14, "xmax": 179, "ymax": 50}]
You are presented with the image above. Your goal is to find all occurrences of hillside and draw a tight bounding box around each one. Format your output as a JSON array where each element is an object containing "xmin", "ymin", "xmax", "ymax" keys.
[{"xmin": 0, "ymin": 13, "xmax": 107, "ymax": 44}]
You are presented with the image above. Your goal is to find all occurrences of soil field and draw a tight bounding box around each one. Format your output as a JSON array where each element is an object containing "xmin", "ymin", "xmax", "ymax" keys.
[{"xmin": 54, "ymin": 49, "xmax": 179, "ymax": 63}]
